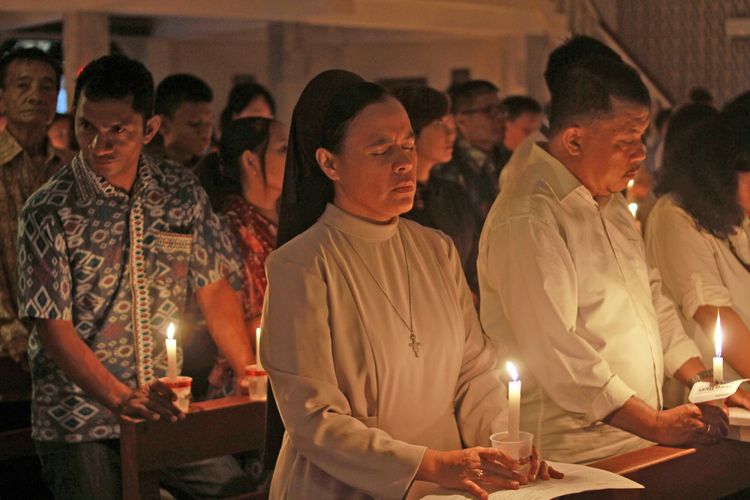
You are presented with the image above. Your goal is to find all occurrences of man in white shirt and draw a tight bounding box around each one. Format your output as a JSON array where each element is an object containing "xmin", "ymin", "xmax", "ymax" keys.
[{"xmin": 478, "ymin": 56, "xmax": 730, "ymax": 464}]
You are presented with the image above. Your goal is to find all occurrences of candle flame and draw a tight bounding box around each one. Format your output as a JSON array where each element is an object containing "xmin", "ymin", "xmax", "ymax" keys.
[
  {"xmin": 506, "ymin": 361, "xmax": 519, "ymax": 382},
  {"xmin": 167, "ymin": 322, "xmax": 175, "ymax": 341},
  {"xmin": 714, "ymin": 311, "xmax": 722, "ymax": 357},
  {"xmin": 628, "ymin": 203, "xmax": 638, "ymax": 219}
]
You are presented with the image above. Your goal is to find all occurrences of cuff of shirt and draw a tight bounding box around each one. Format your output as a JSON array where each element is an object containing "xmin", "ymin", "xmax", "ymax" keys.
[
  {"xmin": 588, "ymin": 375, "xmax": 636, "ymax": 424},
  {"xmin": 681, "ymin": 286, "xmax": 731, "ymax": 321},
  {"xmin": 662, "ymin": 338, "xmax": 703, "ymax": 378}
]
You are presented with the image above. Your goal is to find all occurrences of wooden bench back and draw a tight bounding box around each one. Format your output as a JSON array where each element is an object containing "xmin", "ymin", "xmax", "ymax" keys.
[{"xmin": 120, "ymin": 396, "xmax": 266, "ymax": 500}]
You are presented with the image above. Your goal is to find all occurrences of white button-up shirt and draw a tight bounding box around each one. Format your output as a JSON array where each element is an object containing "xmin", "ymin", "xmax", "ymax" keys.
[
  {"xmin": 646, "ymin": 195, "xmax": 750, "ymax": 384},
  {"xmin": 479, "ymin": 143, "xmax": 700, "ymax": 463}
]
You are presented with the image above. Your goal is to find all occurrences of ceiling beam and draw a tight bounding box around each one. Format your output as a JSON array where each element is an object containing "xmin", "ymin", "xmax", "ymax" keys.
[{"xmin": 3, "ymin": 0, "xmax": 566, "ymax": 37}]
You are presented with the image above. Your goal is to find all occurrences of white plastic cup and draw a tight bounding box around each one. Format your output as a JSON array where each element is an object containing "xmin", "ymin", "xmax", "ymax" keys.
[
  {"xmin": 490, "ymin": 431, "xmax": 534, "ymax": 474},
  {"xmin": 243, "ymin": 364, "xmax": 268, "ymax": 401},
  {"xmin": 159, "ymin": 376, "xmax": 192, "ymax": 413}
]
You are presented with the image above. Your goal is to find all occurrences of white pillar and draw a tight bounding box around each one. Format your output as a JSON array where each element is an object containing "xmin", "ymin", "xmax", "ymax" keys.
[{"xmin": 63, "ymin": 12, "xmax": 110, "ymax": 110}]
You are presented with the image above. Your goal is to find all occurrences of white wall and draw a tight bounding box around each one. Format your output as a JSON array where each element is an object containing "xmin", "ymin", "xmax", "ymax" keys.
[{"xmin": 117, "ymin": 23, "xmax": 547, "ymax": 128}]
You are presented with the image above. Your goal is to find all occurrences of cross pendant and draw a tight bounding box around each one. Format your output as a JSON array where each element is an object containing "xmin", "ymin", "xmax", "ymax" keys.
[{"xmin": 409, "ymin": 333, "xmax": 421, "ymax": 358}]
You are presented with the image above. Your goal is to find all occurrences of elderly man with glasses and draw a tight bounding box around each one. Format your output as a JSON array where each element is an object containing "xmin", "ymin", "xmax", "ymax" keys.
[{"xmin": 433, "ymin": 80, "xmax": 509, "ymax": 219}]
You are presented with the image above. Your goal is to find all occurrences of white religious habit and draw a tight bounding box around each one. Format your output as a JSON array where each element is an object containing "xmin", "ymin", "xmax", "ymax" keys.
[
  {"xmin": 478, "ymin": 143, "xmax": 701, "ymax": 464},
  {"xmin": 261, "ymin": 203, "xmax": 508, "ymax": 500},
  {"xmin": 646, "ymin": 195, "xmax": 750, "ymax": 384}
]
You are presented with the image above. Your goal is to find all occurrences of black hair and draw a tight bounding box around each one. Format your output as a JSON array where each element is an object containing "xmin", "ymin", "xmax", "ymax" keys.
[
  {"xmin": 320, "ymin": 81, "xmax": 390, "ymax": 154},
  {"xmin": 688, "ymin": 86, "xmax": 713, "ymax": 106},
  {"xmin": 548, "ymin": 56, "xmax": 650, "ymax": 135},
  {"xmin": 220, "ymin": 116, "xmax": 274, "ymax": 187},
  {"xmin": 73, "ymin": 54, "xmax": 154, "ymax": 120},
  {"xmin": 654, "ymin": 108, "xmax": 672, "ymax": 132},
  {"xmin": 724, "ymin": 91, "xmax": 750, "ymax": 115},
  {"xmin": 544, "ymin": 35, "xmax": 622, "ymax": 92},
  {"xmin": 220, "ymin": 82, "xmax": 276, "ymax": 135},
  {"xmin": 501, "ymin": 95, "xmax": 543, "ymax": 120},
  {"xmin": 447, "ymin": 80, "xmax": 498, "ymax": 114},
  {"xmin": 656, "ymin": 109, "xmax": 750, "ymax": 239},
  {"xmin": 662, "ymin": 103, "xmax": 718, "ymax": 155},
  {"xmin": 391, "ymin": 85, "xmax": 449, "ymax": 136},
  {"xmin": 0, "ymin": 47, "xmax": 62, "ymax": 90},
  {"xmin": 154, "ymin": 73, "xmax": 213, "ymax": 118}
]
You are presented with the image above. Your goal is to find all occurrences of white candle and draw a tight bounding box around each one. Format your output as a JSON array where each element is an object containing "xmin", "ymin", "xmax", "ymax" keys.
[
  {"xmin": 166, "ymin": 322, "xmax": 178, "ymax": 381},
  {"xmin": 713, "ymin": 312, "xmax": 723, "ymax": 384},
  {"xmin": 256, "ymin": 327, "xmax": 263, "ymax": 371},
  {"xmin": 506, "ymin": 361, "xmax": 521, "ymax": 441},
  {"xmin": 628, "ymin": 202, "xmax": 639, "ymax": 219}
]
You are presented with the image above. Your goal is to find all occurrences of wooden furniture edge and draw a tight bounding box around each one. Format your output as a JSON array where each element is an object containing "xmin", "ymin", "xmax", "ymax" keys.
[{"xmin": 589, "ymin": 445, "xmax": 696, "ymax": 475}]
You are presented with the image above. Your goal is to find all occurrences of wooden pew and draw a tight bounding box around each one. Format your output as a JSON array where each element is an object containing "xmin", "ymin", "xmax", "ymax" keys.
[
  {"xmin": 120, "ymin": 396, "xmax": 266, "ymax": 500},
  {"xmin": 566, "ymin": 440, "xmax": 750, "ymax": 498}
]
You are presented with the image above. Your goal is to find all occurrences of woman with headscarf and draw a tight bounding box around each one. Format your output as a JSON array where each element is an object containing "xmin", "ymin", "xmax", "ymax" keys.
[
  {"xmin": 646, "ymin": 106, "xmax": 750, "ymax": 384},
  {"xmin": 260, "ymin": 70, "xmax": 561, "ymax": 499}
]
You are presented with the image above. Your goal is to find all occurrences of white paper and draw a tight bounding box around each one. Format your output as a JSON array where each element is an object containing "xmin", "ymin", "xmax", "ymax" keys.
[
  {"xmin": 420, "ymin": 462, "xmax": 643, "ymax": 499},
  {"xmin": 688, "ymin": 379, "xmax": 749, "ymax": 404},
  {"xmin": 729, "ymin": 407, "xmax": 750, "ymax": 426}
]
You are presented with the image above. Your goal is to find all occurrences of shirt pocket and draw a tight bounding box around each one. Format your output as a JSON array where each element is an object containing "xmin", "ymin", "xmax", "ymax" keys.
[{"xmin": 151, "ymin": 230, "xmax": 194, "ymax": 301}]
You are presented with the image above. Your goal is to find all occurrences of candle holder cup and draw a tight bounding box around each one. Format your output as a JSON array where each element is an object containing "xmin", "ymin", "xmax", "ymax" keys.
[
  {"xmin": 159, "ymin": 376, "xmax": 192, "ymax": 413},
  {"xmin": 242, "ymin": 364, "xmax": 268, "ymax": 401},
  {"xmin": 490, "ymin": 431, "xmax": 534, "ymax": 475}
]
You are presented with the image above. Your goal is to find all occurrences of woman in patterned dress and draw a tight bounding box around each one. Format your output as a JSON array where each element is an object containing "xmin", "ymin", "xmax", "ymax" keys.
[
  {"xmin": 218, "ymin": 117, "xmax": 288, "ymax": 325},
  {"xmin": 206, "ymin": 117, "xmax": 288, "ymax": 395}
]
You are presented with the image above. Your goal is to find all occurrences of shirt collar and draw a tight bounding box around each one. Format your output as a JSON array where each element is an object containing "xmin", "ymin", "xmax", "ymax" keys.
[
  {"xmin": 72, "ymin": 152, "xmax": 164, "ymax": 203},
  {"xmin": 529, "ymin": 143, "xmax": 600, "ymax": 206},
  {"xmin": 0, "ymin": 128, "xmax": 68, "ymax": 166},
  {"xmin": 0, "ymin": 129, "xmax": 23, "ymax": 164},
  {"xmin": 320, "ymin": 203, "xmax": 399, "ymax": 242}
]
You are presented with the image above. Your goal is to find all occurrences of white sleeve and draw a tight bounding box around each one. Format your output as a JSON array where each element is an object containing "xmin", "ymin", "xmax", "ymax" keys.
[
  {"xmin": 646, "ymin": 201, "xmax": 732, "ymax": 320},
  {"xmin": 484, "ymin": 217, "xmax": 635, "ymax": 425},
  {"xmin": 439, "ymin": 234, "xmax": 508, "ymax": 447},
  {"xmin": 260, "ymin": 252, "xmax": 425, "ymax": 499}
]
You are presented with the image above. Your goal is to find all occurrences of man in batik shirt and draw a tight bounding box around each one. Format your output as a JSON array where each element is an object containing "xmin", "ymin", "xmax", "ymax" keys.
[
  {"xmin": 18, "ymin": 54, "xmax": 254, "ymax": 499},
  {"xmin": 0, "ymin": 48, "xmax": 71, "ymax": 388}
]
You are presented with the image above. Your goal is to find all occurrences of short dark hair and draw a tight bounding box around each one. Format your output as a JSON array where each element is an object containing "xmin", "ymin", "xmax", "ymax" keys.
[
  {"xmin": 501, "ymin": 95, "xmax": 542, "ymax": 120},
  {"xmin": 321, "ymin": 81, "xmax": 389, "ymax": 154},
  {"xmin": 548, "ymin": 56, "xmax": 650, "ymax": 135},
  {"xmin": 544, "ymin": 35, "xmax": 622, "ymax": 93},
  {"xmin": 0, "ymin": 47, "xmax": 62, "ymax": 90},
  {"xmin": 391, "ymin": 85, "xmax": 449, "ymax": 136},
  {"xmin": 220, "ymin": 82, "xmax": 276, "ymax": 134},
  {"xmin": 73, "ymin": 54, "xmax": 154, "ymax": 120},
  {"xmin": 155, "ymin": 73, "xmax": 213, "ymax": 118},
  {"xmin": 447, "ymin": 80, "xmax": 498, "ymax": 114},
  {"xmin": 656, "ymin": 109, "xmax": 750, "ymax": 238}
]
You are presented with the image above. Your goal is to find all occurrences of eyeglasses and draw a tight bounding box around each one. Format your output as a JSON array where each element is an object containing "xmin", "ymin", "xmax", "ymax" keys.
[{"xmin": 458, "ymin": 104, "xmax": 506, "ymax": 118}]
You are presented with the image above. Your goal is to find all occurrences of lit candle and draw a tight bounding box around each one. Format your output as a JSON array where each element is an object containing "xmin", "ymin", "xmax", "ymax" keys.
[
  {"xmin": 256, "ymin": 327, "xmax": 263, "ymax": 371},
  {"xmin": 628, "ymin": 202, "xmax": 639, "ymax": 219},
  {"xmin": 166, "ymin": 322, "xmax": 178, "ymax": 381},
  {"xmin": 713, "ymin": 312, "xmax": 723, "ymax": 384},
  {"xmin": 506, "ymin": 361, "xmax": 521, "ymax": 441}
]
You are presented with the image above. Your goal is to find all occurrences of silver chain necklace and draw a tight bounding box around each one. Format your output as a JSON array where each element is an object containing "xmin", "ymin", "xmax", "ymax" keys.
[{"xmin": 343, "ymin": 227, "xmax": 421, "ymax": 358}]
